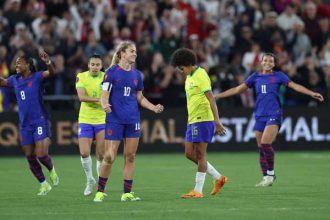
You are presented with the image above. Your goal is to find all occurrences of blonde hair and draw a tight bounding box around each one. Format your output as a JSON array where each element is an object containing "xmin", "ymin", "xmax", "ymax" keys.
[{"xmin": 109, "ymin": 41, "xmax": 136, "ymax": 68}]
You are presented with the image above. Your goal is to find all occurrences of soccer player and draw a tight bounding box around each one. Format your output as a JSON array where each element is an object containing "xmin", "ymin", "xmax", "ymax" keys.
[
  {"xmin": 76, "ymin": 54, "xmax": 105, "ymax": 196},
  {"xmin": 0, "ymin": 52, "xmax": 59, "ymax": 195},
  {"xmin": 215, "ymin": 53, "xmax": 324, "ymax": 187},
  {"xmin": 93, "ymin": 41, "xmax": 164, "ymax": 202},
  {"xmin": 171, "ymin": 48, "xmax": 227, "ymax": 199}
]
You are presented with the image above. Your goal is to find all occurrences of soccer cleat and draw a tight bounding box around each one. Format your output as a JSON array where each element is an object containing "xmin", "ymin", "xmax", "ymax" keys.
[
  {"xmin": 121, "ymin": 192, "xmax": 141, "ymax": 202},
  {"xmin": 84, "ymin": 178, "xmax": 96, "ymax": 196},
  {"xmin": 50, "ymin": 168, "xmax": 59, "ymax": 186},
  {"xmin": 255, "ymin": 175, "xmax": 276, "ymax": 187},
  {"xmin": 93, "ymin": 191, "xmax": 106, "ymax": 202},
  {"xmin": 181, "ymin": 190, "xmax": 204, "ymax": 199},
  {"xmin": 211, "ymin": 175, "xmax": 228, "ymax": 195},
  {"xmin": 37, "ymin": 182, "xmax": 52, "ymax": 196}
]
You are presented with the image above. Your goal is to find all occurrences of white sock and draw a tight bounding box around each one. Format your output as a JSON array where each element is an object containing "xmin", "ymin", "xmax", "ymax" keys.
[
  {"xmin": 267, "ymin": 170, "xmax": 275, "ymax": 176},
  {"xmin": 81, "ymin": 156, "xmax": 93, "ymax": 181},
  {"xmin": 194, "ymin": 172, "xmax": 206, "ymax": 193},
  {"xmin": 40, "ymin": 180, "xmax": 48, "ymax": 186},
  {"xmin": 207, "ymin": 162, "xmax": 221, "ymax": 180},
  {"xmin": 96, "ymin": 160, "xmax": 101, "ymax": 177}
]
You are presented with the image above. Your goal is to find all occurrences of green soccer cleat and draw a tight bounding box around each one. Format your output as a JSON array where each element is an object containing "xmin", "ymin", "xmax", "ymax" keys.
[
  {"xmin": 50, "ymin": 168, "xmax": 59, "ymax": 186},
  {"xmin": 93, "ymin": 191, "xmax": 106, "ymax": 202},
  {"xmin": 37, "ymin": 182, "xmax": 52, "ymax": 196},
  {"xmin": 121, "ymin": 192, "xmax": 141, "ymax": 202}
]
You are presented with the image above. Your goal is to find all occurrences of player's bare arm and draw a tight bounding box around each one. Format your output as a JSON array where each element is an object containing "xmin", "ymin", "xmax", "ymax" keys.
[
  {"xmin": 137, "ymin": 91, "xmax": 164, "ymax": 113},
  {"xmin": 40, "ymin": 51, "xmax": 55, "ymax": 78},
  {"xmin": 214, "ymin": 83, "xmax": 249, "ymax": 100},
  {"xmin": 288, "ymin": 81, "xmax": 324, "ymax": 102},
  {"xmin": 0, "ymin": 77, "xmax": 8, "ymax": 87},
  {"xmin": 205, "ymin": 91, "xmax": 226, "ymax": 136},
  {"xmin": 76, "ymin": 88, "xmax": 100, "ymax": 103},
  {"xmin": 100, "ymin": 90, "xmax": 111, "ymax": 113}
]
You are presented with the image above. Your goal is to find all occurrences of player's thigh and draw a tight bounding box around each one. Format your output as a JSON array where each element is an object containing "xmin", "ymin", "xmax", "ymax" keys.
[
  {"xmin": 255, "ymin": 131, "xmax": 263, "ymax": 146},
  {"xmin": 22, "ymin": 144, "xmax": 36, "ymax": 156},
  {"xmin": 78, "ymin": 138, "xmax": 93, "ymax": 156},
  {"xmin": 185, "ymin": 141, "xmax": 195, "ymax": 158},
  {"xmin": 104, "ymin": 140, "xmax": 121, "ymax": 160},
  {"xmin": 123, "ymin": 138, "xmax": 139, "ymax": 156},
  {"xmin": 261, "ymin": 125, "xmax": 279, "ymax": 144},
  {"xmin": 95, "ymin": 129, "xmax": 105, "ymax": 158}
]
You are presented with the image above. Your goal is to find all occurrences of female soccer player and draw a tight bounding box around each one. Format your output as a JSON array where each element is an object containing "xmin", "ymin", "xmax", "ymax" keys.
[
  {"xmin": 215, "ymin": 53, "xmax": 324, "ymax": 187},
  {"xmin": 0, "ymin": 52, "xmax": 59, "ymax": 195},
  {"xmin": 171, "ymin": 48, "xmax": 227, "ymax": 199},
  {"xmin": 76, "ymin": 54, "xmax": 105, "ymax": 196},
  {"xmin": 93, "ymin": 41, "xmax": 164, "ymax": 202}
]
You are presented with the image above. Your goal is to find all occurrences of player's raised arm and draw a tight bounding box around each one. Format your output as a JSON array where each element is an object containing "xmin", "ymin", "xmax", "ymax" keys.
[
  {"xmin": 287, "ymin": 81, "xmax": 324, "ymax": 102},
  {"xmin": 40, "ymin": 51, "xmax": 55, "ymax": 78},
  {"xmin": 214, "ymin": 83, "xmax": 249, "ymax": 100},
  {"xmin": 137, "ymin": 91, "xmax": 164, "ymax": 113}
]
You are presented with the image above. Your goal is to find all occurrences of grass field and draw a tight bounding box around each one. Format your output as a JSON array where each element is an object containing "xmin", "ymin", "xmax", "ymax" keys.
[{"xmin": 0, "ymin": 152, "xmax": 330, "ymax": 220}]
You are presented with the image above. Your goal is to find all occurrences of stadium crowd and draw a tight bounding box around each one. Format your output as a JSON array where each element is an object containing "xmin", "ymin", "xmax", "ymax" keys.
[{"xmin": 0, "ymin": 0, "xmax": 329, "ymax": 111}]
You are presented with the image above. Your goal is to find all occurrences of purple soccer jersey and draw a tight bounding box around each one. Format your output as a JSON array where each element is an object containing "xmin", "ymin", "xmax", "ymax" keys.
[
  {"xmin": 245, "ymin": 71, "xmax": 291, "ymax": 117},
  {"xmin": 7, "ymin": 71, "xmax": 48, "ymax": 127},
  {"xmin": 103, "ymin": 64, "xmax": 144, "ymax": 124}
]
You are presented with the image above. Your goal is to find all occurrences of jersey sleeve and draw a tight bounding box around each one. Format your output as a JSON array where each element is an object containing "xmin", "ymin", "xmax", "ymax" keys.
[
  {"xmin": 137, "ymin": 71, "xmax": 144, "ymax": 91},
  {"xmin": 199, "ymin": 70, "xmax": 212, "ymax": 92},
  {"xmin": 102, "ymin": 68, "xmax": 114, "ymax": 91},
  {"xmin": 6, "ymin": 75, "xmax": 15, "ymax": 87},
  {"xmin": 35, "ymin": 71, "xmax": 43, "ymax": 81},
  {"xmin": 278, "ymin": 72, "xmax": 291, "ymax": 86},
  {"xmin": 245, "ymin": 72, "xmax": 257, "ymax": 88},
  {"xmin": 75, "ymin": 74, "xmax": 85, "ymax": 89}
]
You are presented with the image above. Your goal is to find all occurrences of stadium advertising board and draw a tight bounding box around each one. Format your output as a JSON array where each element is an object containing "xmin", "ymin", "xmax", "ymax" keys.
[{"xmin": 0, "ymin": 107, "xmax": 329, "ymax": 155}]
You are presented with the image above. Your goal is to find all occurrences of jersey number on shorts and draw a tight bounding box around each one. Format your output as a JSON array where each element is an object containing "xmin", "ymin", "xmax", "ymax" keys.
[
  {"xmin": 20, "ymin": 91, "xmax": 26, "ymax": 100},
  {"xmin": 124, "ymin": 87, "xmax": 131, "ymax": 96},
  {"xmin": 135, "ymin": 123, "xmax": 140, "ymax": 130},
  {"xmin": 261, "ymin": 85, "xmax": 267, "ymax": 94}
]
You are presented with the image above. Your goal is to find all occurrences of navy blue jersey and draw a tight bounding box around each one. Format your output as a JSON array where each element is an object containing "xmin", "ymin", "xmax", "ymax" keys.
[
  {"xmin": 7, "ymin": 71, "xmax": 48, "ymax": 127},
  {"xmin": 103, "ymin": 65, "xmax": 144, "ymax": 124},
  {"xmin": 245, "ymin": 71, "xmax": 291, "ymax": 117}
]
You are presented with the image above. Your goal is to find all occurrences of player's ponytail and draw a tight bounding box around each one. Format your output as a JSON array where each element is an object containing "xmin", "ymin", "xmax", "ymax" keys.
[{"xmin": 108, "ymin": 41, "xmax": 135, "ymax": 70}]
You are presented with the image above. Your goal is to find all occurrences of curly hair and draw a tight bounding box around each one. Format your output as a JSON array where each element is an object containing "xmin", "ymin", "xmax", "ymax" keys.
[
  {"xmin": 171, "ymin": 48, "xmax": 197, "ymax": 67},
  {"xmin": 19, "ymin": 55, "xmax": 38, "ymax": 73}
]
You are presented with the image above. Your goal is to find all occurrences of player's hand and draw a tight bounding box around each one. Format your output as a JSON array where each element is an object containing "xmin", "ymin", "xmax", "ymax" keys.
[
  {"xmin": 39, "ymin": 51, "xmax": 50, "ymax": 63},
  {"xmin": 311, "ymin": 92, "xmax": 324, "ymax": 102},
  {"xmin": 102, "ymin": 103, "xmax": 112, "ymax": 113},
  {"xmin": 215, "ymin": 121, "xmax": 226, "ymax": 136},
  {"xmin": 153, "ymin": 104, "xmax": 164, "ymax": 113}
]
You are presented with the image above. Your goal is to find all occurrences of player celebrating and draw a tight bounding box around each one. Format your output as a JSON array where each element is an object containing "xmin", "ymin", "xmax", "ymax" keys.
[
  {"xmin": 93, "ymin": 41, "xmax": 164, "ymax": 202},
  {"xmin": 171, "ymin": 48, "xmax": 227, "ymax": 199},
  {"xmin": 76, "ymin": 54, "xmax": 105, "ymax": 196},
  {"xmin": 215, "ymin": 53, "xmax": 324, "ymax": 187},
  {"xmin": 0, "ymin": 52, "xmax": 59, "ymax": 195}
]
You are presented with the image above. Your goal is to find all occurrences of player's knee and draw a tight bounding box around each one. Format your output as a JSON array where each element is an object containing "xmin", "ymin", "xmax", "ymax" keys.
[
  {"xmin": 80, "ymin": 153, "xmax": 90, "ymax": 158},
  {"xmin": 103, "ymin": 153, "xmax": 115, "ymax": 164},
  {"xmin": 185, "ymin": 151, "xmax": 194, "ymax": 161},
  {"xmin": 125, "ymin": 153, "xmax": 136, "ymax": 163}
]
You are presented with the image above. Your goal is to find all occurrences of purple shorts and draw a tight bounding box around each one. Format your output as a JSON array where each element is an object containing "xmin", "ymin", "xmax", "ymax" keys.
[
  {"xmin": 20, "ymin": 121, "xmax": 51, "ymax": 146},
  {"xmin": 78, "ymin": 123, "xmax": 105, "ymax": 139},
  {"xmin": 105, "ymin": 122, "xmax": 141, "ymax": 140},
  {"xmin": 254, "ymin": 115, "xmax": 282, "ymax": 132},
  {"xmin": 185, "ymin": 121, "xmax": 215, "ymax": 143}
]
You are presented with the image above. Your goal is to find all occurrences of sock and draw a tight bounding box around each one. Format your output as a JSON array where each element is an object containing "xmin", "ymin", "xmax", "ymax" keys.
[
  {"xmin": 124, "ymin": 179, "xmax": 133, "ymax": 193},
  {"xmin": 207, "ymin": 162, "xmax": 221, "ymax": 180},
  {"xmin": 259, "ymin": 147, "xmax": 268, "ymax": 176},
  {"xmin": 27, "ymin": 156, "xmax": 45, "ymax": 183},
  {"xmin": 194, "ymin": 172, "xmax": 206, "ymax": 193},
  {"xmin": 262, "ymin": 144, "xmax": 275, "ymax": 173},
  {"xmin": 38, "ymin": 155, "xmax": 53, "ymax": 171},
  {"xmin": 97, "ymin": 176, "xmax": 108, "ymax": 192},
  {"xmin": 81, "ymin": 156, "xmax": 93, "ymax": 181},
  {"xmin": 96, "ymin": 160, "xmax": 101, "ymax": 178}
]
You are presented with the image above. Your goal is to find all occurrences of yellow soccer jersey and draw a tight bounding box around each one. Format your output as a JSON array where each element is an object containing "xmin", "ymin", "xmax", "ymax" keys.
[
  {"xmin": 185, "ymin": 67, "xmax": 214, "ymax": 124},
  {"xmin": 76, "ymin": 71, "xmax": 105, "ymax": 124}
]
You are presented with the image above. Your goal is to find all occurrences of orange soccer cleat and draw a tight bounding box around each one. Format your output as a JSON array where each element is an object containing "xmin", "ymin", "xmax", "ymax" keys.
[
  {"xmin": 211, "ymin": 175, "xmax": 228, "ymax": 195},
  {"xmin": 181, "ymin": 190, "xmax": 204, "ymax": 199}
]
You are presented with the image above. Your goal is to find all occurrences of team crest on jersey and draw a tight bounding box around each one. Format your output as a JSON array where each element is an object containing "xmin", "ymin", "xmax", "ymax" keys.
[
  {"xmin": 27, "ymin": 81, "xmax": 33, "ymax": 87},
  {"xmin": 107, "ymin": 129, "xmax": 113, "ymax": 136},
  {"xmin": 189, "ymin": 82, "xmax": 194, "ymax": 89},
  {"xmin": 270, "ymin": 77, "xmax": 276, "ymax": 84},
  {"xmin": 133, "ymin": 79, "xmax": 138, "ymax": 86}
]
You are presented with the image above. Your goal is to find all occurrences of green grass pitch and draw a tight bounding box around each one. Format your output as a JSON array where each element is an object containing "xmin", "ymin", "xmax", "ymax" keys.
[{"xmin": 0, "ymin": 152, "xmax": 330, "ymax": 220}]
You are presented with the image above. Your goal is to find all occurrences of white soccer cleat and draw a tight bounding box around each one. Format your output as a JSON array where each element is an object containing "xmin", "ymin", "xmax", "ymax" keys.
[
  {"xmin": 255, "ymin": 175, "xmax": 276, "ymax": 187},
  {"xmin": 84, "ymin": 178, "xmax": 96, "ymax": 196}
]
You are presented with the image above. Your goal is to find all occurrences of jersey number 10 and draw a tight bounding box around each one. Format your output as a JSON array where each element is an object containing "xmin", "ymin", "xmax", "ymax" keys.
[{"xmin": 124, "ymin": 87, "xmax": 131, "ymax": 96}]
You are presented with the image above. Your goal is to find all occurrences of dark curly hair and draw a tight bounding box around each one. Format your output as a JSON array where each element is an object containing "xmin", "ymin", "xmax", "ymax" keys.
[
  {"xmin": 19, "ymin": 55, "xmax": 38, "ymax": 73},
  {"xmin": 171, "ymin": 48, "xmax": 197, "ymax": 67}
]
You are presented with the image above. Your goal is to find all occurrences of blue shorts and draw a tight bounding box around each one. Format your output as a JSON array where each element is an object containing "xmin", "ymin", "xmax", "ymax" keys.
[
  {"xmin": 20, "ymin": 121, "xmax": 51, "ymax": 146},
  {"xmin": 254, "ymin": 115, "xmax": 282, "ymax": 132},
  {"xmin": 78, "ymin": 123, "xmax": 105, "ymax": 139},
  {"xmin": 185, "ymin": 121, "xmax": 215, "ymax": 143},
  {"xmin": 105, "ymin": 122, "xmax": 141, "ymax": 140}
]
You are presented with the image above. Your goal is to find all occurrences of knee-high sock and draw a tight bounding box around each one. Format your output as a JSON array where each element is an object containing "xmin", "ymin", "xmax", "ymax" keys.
[
  {"xmin": 38, "ymin": 155, "xmax": 54, "ymax": 171},
  {"xmin": 97, "ymin": 176, "xmax": 108, "ymax": 192},
  {"xmin": 27, "ymin": 156, "xmax": 45, "ymax": 183},
  {"xmin": 259, "ymin": 147, "xmax": 268, "ymax": 176},
  {"xmin": 81, "ymin": 156, "xmax": 93, "ymax": 181},
  {"xmin": 124, "ymin": 179, "xmax": 133, "ymax": 193},
  {"xmin": 262, "ymin": 144, "xmax": 275, "ymax": 173}
]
